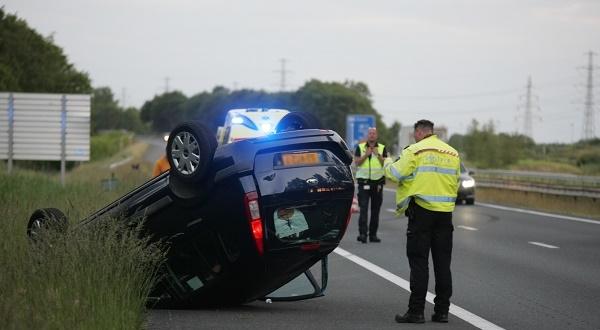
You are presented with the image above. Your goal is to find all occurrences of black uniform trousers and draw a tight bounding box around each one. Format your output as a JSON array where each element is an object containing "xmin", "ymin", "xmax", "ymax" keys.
[
  {"xmin": 405, "ymin": 201, "xmax": 454, "ymax": 314},
  {"xmin": 357, "ymin": 180, "xmax": 383, "ymax": 237}
]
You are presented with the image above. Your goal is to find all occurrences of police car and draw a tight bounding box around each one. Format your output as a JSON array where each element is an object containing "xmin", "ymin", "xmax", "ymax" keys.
[
  {"xmin": 27, "ymin": 111, "xmax": 355, "ymax": 307},
  {"xmin": 218, "ymin": 108, "xmax": 290, "ymax": 145}
]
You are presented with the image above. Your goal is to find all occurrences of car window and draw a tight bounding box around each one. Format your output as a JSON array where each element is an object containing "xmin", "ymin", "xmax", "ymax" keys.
[
  {"xmin": 273, "ymin": 208, "xmax": 309, "ymax": 239},
  {"xmin": 266, "ymin": 202, "xmax": 345, "ymax": 246}
]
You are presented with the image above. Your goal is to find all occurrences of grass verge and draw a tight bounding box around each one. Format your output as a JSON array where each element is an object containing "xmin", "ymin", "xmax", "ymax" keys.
[
  {"xmin": 476, "ymin": 187, "xmax": 600, "ymax": 220},
  {"xmin": 0, "ymin": 140, "xmax": 165, "ymax": 329}
]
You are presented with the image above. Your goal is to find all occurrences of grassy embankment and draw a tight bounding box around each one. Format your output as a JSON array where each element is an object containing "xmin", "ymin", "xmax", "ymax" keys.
[
  {"xmin": 0, "ymin": 132, "xmax": 166, "ymax": 329},
  {"xmin": 476, "ymin": 187, "xmax": 600, "ymax": 219},
  {"xmin": 462, "ymin": 141, "xmax": 600, "ymax": 219}
]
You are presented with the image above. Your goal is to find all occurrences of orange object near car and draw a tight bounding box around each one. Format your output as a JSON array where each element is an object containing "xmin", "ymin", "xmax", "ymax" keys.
[{"xmin": 152, "ymin": 154, "xmax": 171, "ymax": 177}]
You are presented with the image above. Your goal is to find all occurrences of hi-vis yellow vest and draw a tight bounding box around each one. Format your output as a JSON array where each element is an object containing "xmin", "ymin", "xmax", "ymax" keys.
[
  {"xmin": 384, "ymin": 135, "xmax": 460, "ymax": 214},
  {"xmin": 356, "ymin": 142, "xmax": 386, "ymax": 181}
]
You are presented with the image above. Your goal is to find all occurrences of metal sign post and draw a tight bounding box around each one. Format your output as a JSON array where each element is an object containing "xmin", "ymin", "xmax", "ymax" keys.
[
  {"xmin": 60, "ymin": 95, "xmax": 67, "ymax": 186},
  {"xmin": 7, "ymin": 93, "xmax": 14, "ymax": 174}
]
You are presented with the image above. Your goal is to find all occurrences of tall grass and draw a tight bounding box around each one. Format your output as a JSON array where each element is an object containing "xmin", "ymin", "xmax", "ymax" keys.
[{"xmin": 0, "ymin": 141, "xmax": 166, "ymax": 329}]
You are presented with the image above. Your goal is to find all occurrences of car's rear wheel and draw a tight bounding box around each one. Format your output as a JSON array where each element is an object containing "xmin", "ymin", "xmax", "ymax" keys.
[
  {"xmin": 466, "ymin": 198, "xmax": 475, "ymax": 205},
  {"xmin": 167, "ymin": 121, "xmax": 217, "ymax": 183},
  {"xmin": 27, "ymin": 208, "xmax": 68, "ymax": 238},
  {"xmin": 275, "ymin": 111, "xmax": 322, "ymax": 133}
]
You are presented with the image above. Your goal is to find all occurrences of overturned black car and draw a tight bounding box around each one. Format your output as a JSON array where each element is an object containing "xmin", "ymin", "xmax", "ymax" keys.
[{"xmin": 26, "ymin": 112, "xmax": 355, "ymax": 307}]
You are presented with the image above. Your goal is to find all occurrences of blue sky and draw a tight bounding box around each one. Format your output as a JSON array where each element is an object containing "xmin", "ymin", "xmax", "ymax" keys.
[{"xmin": 4, "ymin": 0, "xmax": 599, "ymax": 143}]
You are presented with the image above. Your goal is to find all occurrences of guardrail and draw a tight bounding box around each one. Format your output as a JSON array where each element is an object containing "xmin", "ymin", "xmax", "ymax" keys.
[{"xmin": 473, "ymin": 169, "xmax": 600, "ymax": 198}]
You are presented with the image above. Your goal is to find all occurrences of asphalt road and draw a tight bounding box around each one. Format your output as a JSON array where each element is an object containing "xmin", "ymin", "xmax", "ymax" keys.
[{"xmin": 144, "ymin": 139, "xmax": 600, "ymax": 329}]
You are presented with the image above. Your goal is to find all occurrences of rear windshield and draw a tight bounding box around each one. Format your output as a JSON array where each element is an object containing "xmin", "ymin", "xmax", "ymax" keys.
[{"xmin": 265, "ymin": 201, "xmax": 347, "ymax": 247}]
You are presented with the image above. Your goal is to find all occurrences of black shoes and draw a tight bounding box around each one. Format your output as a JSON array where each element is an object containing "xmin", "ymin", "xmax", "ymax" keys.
[
  {"xmin": 369, "ymin": 236, "xmax": 381, "ymax": 243},
  {"xmin": 357, "ymin": 235, "xmax": 367, "ymax": 243},
  {"xmin": 357, "ymin": 235, "xmax": 381, "ymax": 243},
  {"xmin": 432, "ymin": 313, "xmax": 449, "ymax": 323},
  {"xmin": 395, "ymin": 312, "xmax": 425, "ymax": 324}
]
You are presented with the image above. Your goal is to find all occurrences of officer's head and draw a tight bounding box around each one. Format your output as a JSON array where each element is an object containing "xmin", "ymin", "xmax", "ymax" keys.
[
  {"xmin": 367, "ymin": 127, "xmax": 378, "ymax": 143},
  {"xmin": 413, "ymin": 119, "xmax": 434, "ymax": 142}
]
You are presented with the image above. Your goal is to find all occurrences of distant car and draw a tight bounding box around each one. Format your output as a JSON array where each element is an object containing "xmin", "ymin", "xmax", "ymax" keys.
[
  {"xmin": 27, "ymin": 112, "xmax": 355, "ymax": 307},
  {"xmin": 457, "ymin": 163, "xmax": 475, "ymax": 205}
]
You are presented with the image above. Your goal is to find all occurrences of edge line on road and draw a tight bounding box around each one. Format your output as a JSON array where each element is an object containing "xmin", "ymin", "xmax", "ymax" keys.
[
  {"xmin": 529, "ymin": 241, "xmax": 559, "ymax": 249},
  {"xmin": 382, "ymin": 188, "xmax": 599, "ymax": 225},
  {"xmin": 334, "ymin": 247, "xmax": 505, "ymax": 330}
]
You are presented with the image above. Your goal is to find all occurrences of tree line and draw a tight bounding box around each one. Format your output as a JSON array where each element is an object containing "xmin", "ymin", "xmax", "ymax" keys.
[{"xmin": 139, "ymin": 81, "xmax": 401, "ymax": 150}]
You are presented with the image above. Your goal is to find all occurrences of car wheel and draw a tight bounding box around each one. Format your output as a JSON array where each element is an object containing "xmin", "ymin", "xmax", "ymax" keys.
[
  {"xmin": 167, "ymin": 121, "xmax": 217, "ymax": 183},
  {"xmin": 466, "ymin": 198, "xmax": 475, "ymax": 205},
  {"xmin": 275, "ymin": 111, "xmax": 322, "ymax": 133},
  {"xmin": 27, "ymin": 208, "xmax": 68, "ymax": 238}
]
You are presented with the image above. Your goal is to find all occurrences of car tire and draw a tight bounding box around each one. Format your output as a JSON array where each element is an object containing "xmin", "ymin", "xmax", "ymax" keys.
[
  {"xmin": 167, "ymin": 121, "xmax": 217, "ymax": 183},
  {"xmin": 27, "ymin": 208, "xmax": 68, "ymax": 238},
  {"xmin": 466, "ymin": 198, "xmax": 475, "ymax": 205},
  {"xmin": 275, "ymin": 111, "xmax": 323, "ymax": 133}
]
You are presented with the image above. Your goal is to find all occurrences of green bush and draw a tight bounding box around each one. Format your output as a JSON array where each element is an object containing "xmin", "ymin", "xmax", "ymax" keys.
[{"xmin": 91, "ymin": 131, "xmax": 133, "ymax": 161}]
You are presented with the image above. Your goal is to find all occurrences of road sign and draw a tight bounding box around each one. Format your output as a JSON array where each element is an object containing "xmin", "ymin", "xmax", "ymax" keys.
[{"xmin": 346, "ymin": 115, "xmax": 375, "ymax": 149}]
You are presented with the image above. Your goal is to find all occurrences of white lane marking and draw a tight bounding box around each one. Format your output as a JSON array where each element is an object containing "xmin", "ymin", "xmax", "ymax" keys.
[
  {"xmin": 529, "ymin": 241, "xmax": 559, "ymax": 249},
  {"xmin": 386, "ymin": 208, "xmax": 396, "ymax": 213},
  {"xmin": 334, "ymin": 247, "xmax": 505, "ymax": 330},
  {"xmin": 475, "ymin": 202, "xmax": 599, "ymax": 225},
  {"xmin": 383, "ymin": 188, "xmax": 599, "ymax": 225},
  {"xmin": 109, "ymin": 156, "xmax": 133, "ymax": 169},
  {"xmin": 457, "ymin": 225, "xmax": 478, "ymax": 231}
]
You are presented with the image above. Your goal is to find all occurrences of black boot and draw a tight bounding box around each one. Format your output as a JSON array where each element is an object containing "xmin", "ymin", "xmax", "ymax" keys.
[
  {"xmin": 357, "ymin": 234, "xmax": 367, "ymax": 243},
  {"xmin": 369, "ymin": 236, "xmax": 381, "ymax": 243},
  {"xmin": 395, "ymin": 312, "xmax": 425, "ymax": 323},
  {"xmin": 431, "ymin": 313, "xmax": 448, "ymax": 323}
]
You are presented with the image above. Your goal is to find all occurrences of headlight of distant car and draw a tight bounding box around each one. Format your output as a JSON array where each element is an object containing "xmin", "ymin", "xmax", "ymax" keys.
[
  {"xmin": 461, "ymin": 179, "xmax": 475, "ymax": 188},
  {"xmin": 163, "ymin": 134, "xmax": 169, "ymax": 142}
]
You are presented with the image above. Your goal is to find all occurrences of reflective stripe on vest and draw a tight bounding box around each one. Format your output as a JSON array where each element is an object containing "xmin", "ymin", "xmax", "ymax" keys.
[
  {"xmin": 388, "ymin": 135, "xmax": 460, "ymax": 213},
  {"xmin": 356, "ymin": 142, "xmax": 386, "ymax": 180}
]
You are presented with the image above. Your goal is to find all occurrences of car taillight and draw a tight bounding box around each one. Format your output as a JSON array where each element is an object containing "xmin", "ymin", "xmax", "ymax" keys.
[{"xmin": 244, "ymin": 191, "xmax": 264, "ymax": 256}]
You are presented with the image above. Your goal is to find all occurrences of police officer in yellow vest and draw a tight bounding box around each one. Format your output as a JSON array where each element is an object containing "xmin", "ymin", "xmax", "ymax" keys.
[
  {"xmin": 385, "ymin": 120, "xmax": 460, "ymax": 324},
  {"xmin": 355, "ymin": 127, "xmax": 388, "ymax": 243}
]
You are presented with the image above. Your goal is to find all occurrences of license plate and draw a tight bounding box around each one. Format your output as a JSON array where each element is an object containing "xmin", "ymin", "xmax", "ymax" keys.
[{"xmin": 281, "ymin": 152, "xmax": 320, "ymax": 166}]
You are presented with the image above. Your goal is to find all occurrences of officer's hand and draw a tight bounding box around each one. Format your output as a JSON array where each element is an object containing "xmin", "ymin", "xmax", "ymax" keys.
[
  {"xmin": 371, "ymin": 147, "xmax": 379, "ymax": 156},
  {"xmin": 365, "ymin": 148, "xmax": 373, "ymax": 156}
]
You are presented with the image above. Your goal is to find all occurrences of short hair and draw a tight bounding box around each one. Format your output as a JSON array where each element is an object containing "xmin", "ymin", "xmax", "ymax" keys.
[{"xmin": 414, "ymin": 119, "xmax": 434, "ymax": 131}]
